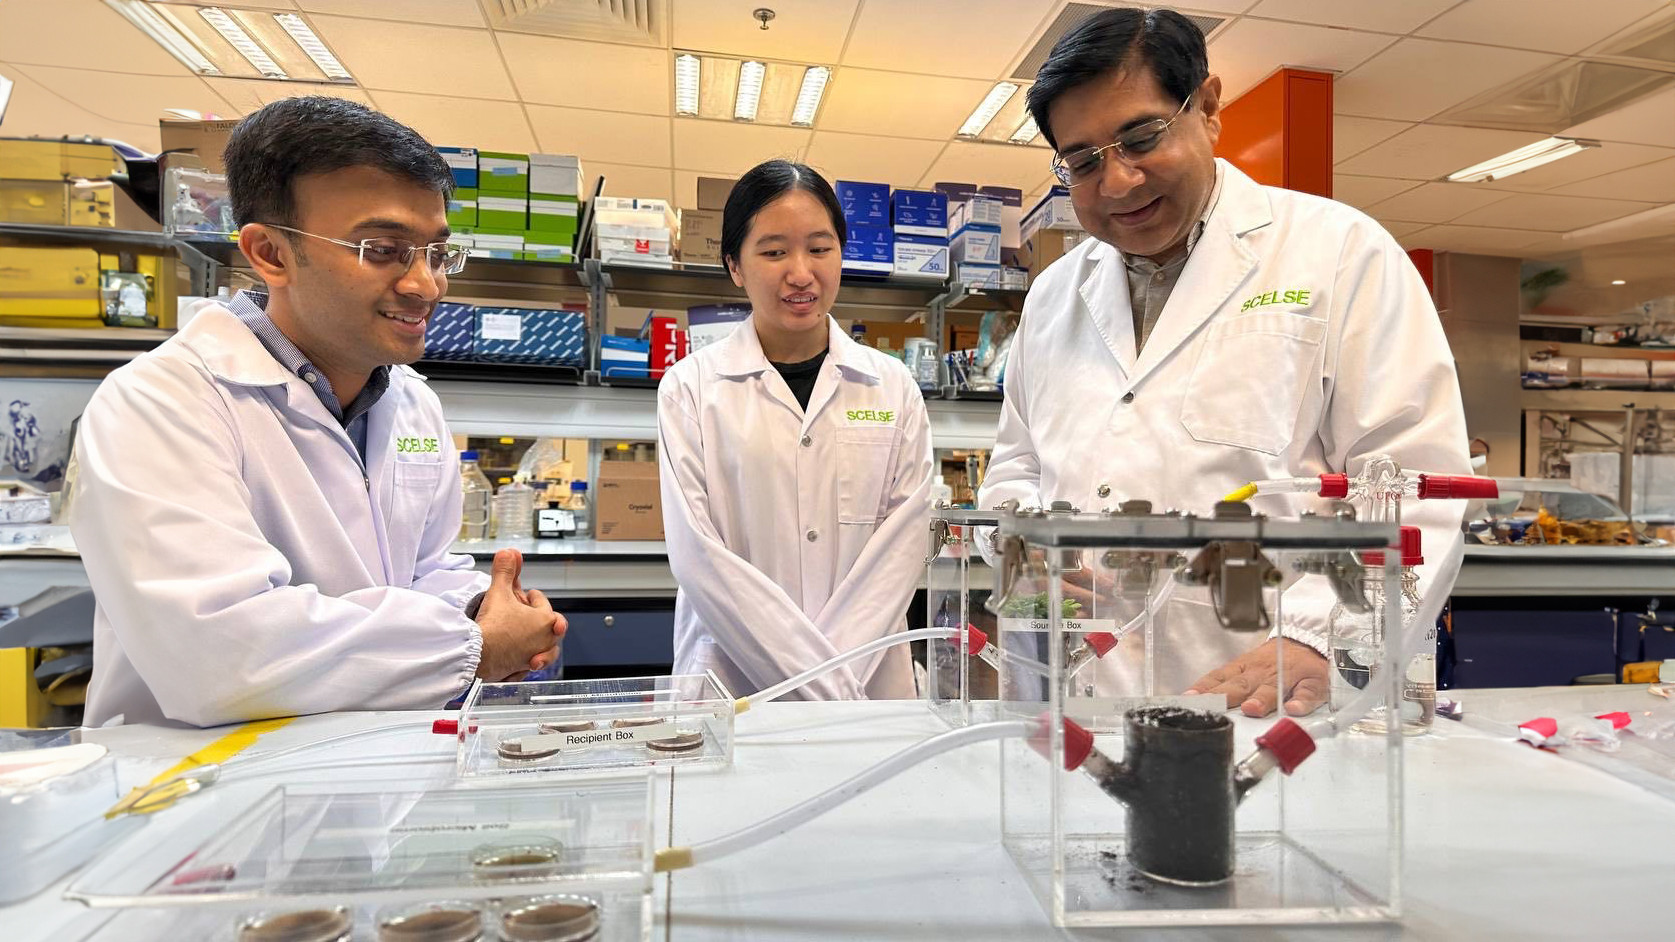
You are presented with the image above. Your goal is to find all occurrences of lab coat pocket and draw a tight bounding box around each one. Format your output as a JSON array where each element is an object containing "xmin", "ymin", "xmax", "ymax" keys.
[
  {"xmin": 834, "ymin": 427, "xmax": 897, "ymax": 525},
  {"xmin": 389, "ymin": 459, "xmax": 445, "ymax": 578},
  {"xmin": 1180, "ymin": 311, "xmax": 1326, "ymax": 456}
]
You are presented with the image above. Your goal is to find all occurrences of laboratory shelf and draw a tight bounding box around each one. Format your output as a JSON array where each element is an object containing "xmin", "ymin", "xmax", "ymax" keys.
[
  {"xmin": 0, "ymin": 222, "xmax": 179, "ymax": 251},
  {"xmin": 1521, "ymin": 388, "xmax": 1675, "ymax": 411}
]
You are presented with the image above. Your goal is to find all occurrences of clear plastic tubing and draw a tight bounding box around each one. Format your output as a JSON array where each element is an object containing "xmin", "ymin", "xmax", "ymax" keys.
[
  {"xmin": 657, "ymin": 720, "xmax": 1034, "ymax": 871},
  {"xmin": 741, "ymin": 627, "xmax": 966, "ymax": 709}
]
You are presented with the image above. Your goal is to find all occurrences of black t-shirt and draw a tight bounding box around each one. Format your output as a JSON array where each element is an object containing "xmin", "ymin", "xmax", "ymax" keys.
[{"xmin": 772, "ymin": 349, "xmax": 828, "ymax": 411}]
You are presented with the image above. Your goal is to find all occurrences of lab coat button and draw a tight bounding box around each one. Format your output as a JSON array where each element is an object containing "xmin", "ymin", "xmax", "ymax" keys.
[
  {"xmin": 806, "ymin": 529, "xmax": 819, "ymax": 542},
  {"xmin": 1097, "ymin": 484, "xmax": 1111, "ymax": 498},
  {"xmin": 801, "ymin": 435, "xmax": 812, "ymax": 447},
  {"xmin": 302, "ymin": 371, "xmax": 317, "ymax": 383},
  {"xmin": 1122, "ymin": 391, "xmax": 1135, "ymax": 403}
]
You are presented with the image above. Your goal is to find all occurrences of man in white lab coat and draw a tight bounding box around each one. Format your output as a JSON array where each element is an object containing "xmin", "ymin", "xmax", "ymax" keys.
[
  {"xmin": 980, "ymin": 9, "xmax": 1471, "ymax": 715},
  {"xmin": 72, "ymin": 98, "xmax": 565, "ymax": 727}
]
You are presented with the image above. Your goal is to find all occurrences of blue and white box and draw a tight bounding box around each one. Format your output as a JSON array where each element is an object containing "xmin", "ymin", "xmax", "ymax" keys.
[
  {"xmin": 842, "ymin": 224, "xmax": 894, "ymax": 274},
  {"xmin": 474, "ymin": 306, "xmax": 586, "ymax": 366},
  {"xmin": 950, "ymin": 195, "xmax": 1004, "ymax": 232},
  {"xmin": 437, "ymin": 147, "xmax": 478, "ymax": 188},
  {"xmin": 891, "ymin": 189, "xmax": 948, "ymax": 238},
  {"xmin": 1023, "ymin": 186, "xmax": 1078, "ymax": 242},
  {"xmin": 423, "ymin": 302, "xmax": 475, "ymax": 361},
  {"xmin": 951, "ymin": 224, "xmax": 1002, "ymax": 266},
  {"xmin": 836, "ymin": 180, "xmax": 890, "ymax": 225},
  {"xmin": 687, "ymin": 303, "xmax": 751, "ymax": 353},
  {"xmin": 953, "ymin": 262, "xmax": 1005, "ymax": 290},
  {"xmin": 894, "ymin": 233, "xmax": 949, "ymax": 277},
  {"xmin": 601, "ymin": 334, "xmax": 651, "ymax": 379}
]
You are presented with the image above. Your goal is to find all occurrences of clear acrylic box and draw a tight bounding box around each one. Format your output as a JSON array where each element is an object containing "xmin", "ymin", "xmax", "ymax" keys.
[
  {"xmin": 992, "ymin": 505, "xmax": 1404, "ymax": 927},
  {"xmin": 161, "ymin": 165, "xmax": 236, "ymax": 240},
  {"xmin": 455, "ymin": 673, "xmax": 735, "ymax": 780},
  {"xmin": 65, "ymin": 776, "xmax": 653, "ymax": 940},
  {"xmin": 924, "ymin": 506, "xmax": 1001, "ymax": 727}
]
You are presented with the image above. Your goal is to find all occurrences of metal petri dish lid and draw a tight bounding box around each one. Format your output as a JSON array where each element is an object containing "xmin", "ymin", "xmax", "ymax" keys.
[
  {"xmin": 237, "ymin": 906, "xmax": 353, "ymax": 942},
  {"xmin": 498, "ymin": 894, "xmax": 602, "ymax": 942}
]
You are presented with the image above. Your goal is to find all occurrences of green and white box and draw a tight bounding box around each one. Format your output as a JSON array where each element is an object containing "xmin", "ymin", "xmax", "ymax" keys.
[
  {"xmin": 477, "ymin": 151, "xmax": 529, "ymax": 194},
  {"xmin": 446, "ymin": 187, "xmax": 477, "ymax": 228},
  {"xmin": 523, "ymin": 231, "xmax": 575, "ymax": 263},
  {"xmin": 530, "ymin": 153, "xmax": 584, "ymax": 197},
  {"xmin": 529, "ymin": 195, "xmax": 580, "ymax": 234},
  {"xmin": 478, "ymin": 195, "xmax": 528, "ymax": 230},
  {"xmin": 470, "ymin": 228, "xmax": 524, "ymax": 260}
]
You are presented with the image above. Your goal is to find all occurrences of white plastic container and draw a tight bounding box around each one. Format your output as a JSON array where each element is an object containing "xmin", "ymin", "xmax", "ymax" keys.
[
  {"xmin": 492, "ymin": 476, "xmax": 535, "ymax": 541},
  {"xmin": 0, "ymin": 741, "xmax": 144, "ymax": 904},
  {"xmin": 458, "ymin": 451, "xmax": 493, "ymax": 542}
]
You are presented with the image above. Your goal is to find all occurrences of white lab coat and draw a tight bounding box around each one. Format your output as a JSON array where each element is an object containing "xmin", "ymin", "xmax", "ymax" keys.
[
  {"xmin": 72, "ymin": 304, "xmax": 489, "ymax": 728},
  {"xmin": 981, "ymin": 160, "xmax": 1471, "ymax": 695},
  {"xmin": 658, "ymin": 316, "xmax": 933, "ymax": 699}
]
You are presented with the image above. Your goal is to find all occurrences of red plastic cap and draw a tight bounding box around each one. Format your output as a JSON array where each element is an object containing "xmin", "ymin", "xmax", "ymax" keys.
[
  {"xmin": 1363, "ymin": 526, "xmax": 1424, "ymax": 567},
  {"xmin": 962, "ymin": 623, "xmax": 990, "ymax": 651},
  {"xmin": 1317, "ymin": 473, "xmax": 1349, "ymax": 499},
  {"xmin": 1253, "ymin": 718, "xmax": 1316, "ymax": 775},
  {"xmin": 1596, "ymin": 711, "xmax": 1632, "ymax": 730},
  {"xmin": 433, "ymin": 718, "xmax": 477, "ymax": 735},
  {"xmin": 1520, "ymin": 717, "xmax": 1558, "ymax": 739},
  {"xmin": 1084, "ymin": 632, "xmax": 1119, "ymax": 658},
  {"xmin": 1027, "ymin": 712, "xmax": 1096, "ymax": 771},
  {"xmin": 1417, "ymin": 474, "xmax": 1499, "ymax": 500}
]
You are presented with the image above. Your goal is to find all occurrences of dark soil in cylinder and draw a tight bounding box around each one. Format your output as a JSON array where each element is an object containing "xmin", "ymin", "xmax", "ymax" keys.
[{"xmin": 1120, "ymin": 707, "xmax": 1236, "ymax": 886}]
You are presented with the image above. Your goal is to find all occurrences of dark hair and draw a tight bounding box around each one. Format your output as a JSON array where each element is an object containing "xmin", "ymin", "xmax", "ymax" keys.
[
  {"xmin": 223, "ymin": 96, "xmax": 453, "ymax": 228},
  {"xmin": 720, "ymin": 160, "xmax": 848, "ymax": 269},
  {"xmin": 1026, "ymin": 8, "xmax": 1208, "ymax": 151}
]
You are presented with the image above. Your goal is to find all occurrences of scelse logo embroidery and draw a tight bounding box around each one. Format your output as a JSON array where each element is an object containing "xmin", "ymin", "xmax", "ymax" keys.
[
  {"xmin": 845, "ymin": 409, "xmax": 896, "ymax": 423},
  {"xmin": 396, "ymin": 437, "xmax": 441, "ymax": 454},
  {"xmin": 1240, "ymin": 288, "xmax": 1312, "ymax": 312}
]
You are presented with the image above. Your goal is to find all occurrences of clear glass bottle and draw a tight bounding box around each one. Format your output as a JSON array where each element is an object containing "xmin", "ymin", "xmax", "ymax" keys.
[
  {"xmin": 493, "ymin": 475, "xmax": 536, "ymax": 541},
  {"xmin": 458, "ymin": 451, "xmax": 493, "ymax": 542},
  {"xmin": 1328, "ymin": 525, "xmax": 1432, "ymax": 735},
  {"xmin": 569, "ymin": 480, "xmax": 592, "ymax": 540}
]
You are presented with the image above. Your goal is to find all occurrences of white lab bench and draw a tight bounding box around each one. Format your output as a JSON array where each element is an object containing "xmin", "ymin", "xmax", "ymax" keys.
[{"xmin": 7, "ymin": 696, "xmax": 1674, "ymax": 941}]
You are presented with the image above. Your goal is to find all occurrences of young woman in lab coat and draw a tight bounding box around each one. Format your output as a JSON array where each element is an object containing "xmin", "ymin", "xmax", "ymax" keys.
[{"xmin": 657, "ymin": 160, "xmax": 933, "ymax": 699}]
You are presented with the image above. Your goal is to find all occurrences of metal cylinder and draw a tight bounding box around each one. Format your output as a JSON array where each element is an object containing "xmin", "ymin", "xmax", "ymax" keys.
[{"xmin": 1119, "ymin": 707, "xmax": 1236, "ymax": 886}]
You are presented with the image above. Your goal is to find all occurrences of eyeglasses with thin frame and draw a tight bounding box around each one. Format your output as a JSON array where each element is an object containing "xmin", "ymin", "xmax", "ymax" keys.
[
  {"xmin": 265, "ymin": 224, "xmax": 469, "ymax": 275},
  {"xmin": 1050, "ymin": 94, "xmax": 1194, "ymax": 187}
]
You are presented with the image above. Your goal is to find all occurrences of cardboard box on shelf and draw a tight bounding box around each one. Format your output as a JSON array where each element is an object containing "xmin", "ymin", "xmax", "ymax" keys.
[
  {"xmin": 842, "ymin": 224, "xmax": 893, "ymax": 274},
  {"xmin": 530, "ymin": 154, "xmax": 584, "ymax": 197},
  {"xmin": 696, "ymin": 176, "xmax": 737, "ymax": 211},
  {"xmin": 0, "ymin": 180, "xmax": 68, "ymax": 224},
  {"xmin": 1022, "ymin": 186, "xmax": 1078, "ymax": 243},
  {"xmin": 445, "ymin": 187, "xmax": 478, "ymax": 229},
  {"xmin": 423, "ymin": 302, "xmax": 476, "ymax": 361},
  {"xmin": 468, "ymin": 230, "xmax": 524, "ymax": 259},
  {"xmin": 0, "ymin": 139, "xmax": 119, "ymax": 182},
  {"xmin": 595, "ymin": 460, "xmax": 663, "ymax": 541},
  {"xmin": 856, "ymin": 320, "xmax": 925, "ymax": 357},
  {"xmin": 950, "ymin": 195, "xmax": 1004, "ymax": 232},
  {"xmin": 601, "ymin": 334, "xmax": 651, "ymax": 379},
  {"xmin": 521, "ymin": 234, "xmax": 574, "ymax": 263},
  {"xmin": 477, "ymin": 152, "xmax": 529, "ymax": 194},
  {"xmin": 678, "ymin": 208, "xmax": 722, "ymax": 266},
  {"xmin": 477, "ymin": 195, "xmax": 527, "ymax": 230},
  {"xmin": 891, "ymin": 189, "xmax": 948, "ymax": 238},
  {"xmin": 528, "ymin": 195, "xmax": 579, "ymax": 233},
  {"xmin": 437, "ymin": 147, "xmax": 478, "ymax": 188},
  {"xmin": 645, "ymin": 316, "xmax": 689, "ymax": 377},
  {"xmin": 950, "ymin": 224, "xmax": 1002, "ymax": 265},
  {"xmin": 978, "ymin": 186, "xmax": 1023, "ymax": 249},
  {"xmin": 836, "ymin": 180, "xmax": 890, "ymax": 225},
  {"xmin": 953, "ymin": 261, "xmax": 1004, "ymax": 290},
  {"xmin": 1019, "ymin": 226, "xmax": 1091, "ymax": 282},
  {"xmin": 67, "ymin": 181, "xmax": 113, "ymax": 227},
  {"xmin": 158, "ymin": 119, "xmax": 239, "ymax": 173},
  {"xmin": 473, "ymin": 306, "xmax": 586, "ymax": 365},
  {"xmin": 0, "ymin": 245, "xmax": 103, "ymax": 326},
  {"xmin": 687, "ymin": 303, "xmax": 750, "ymax": 352},
  {"xmin": 893, "ymin": 233, "xmax": 949, "ymax": 278}
]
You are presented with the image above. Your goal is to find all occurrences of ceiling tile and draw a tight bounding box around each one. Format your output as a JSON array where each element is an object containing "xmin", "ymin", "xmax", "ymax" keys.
[
  {"xmin": 1462, "ymin": 142, "xmax": 1675, "ymax": 193},
  {"xmin": 0, "ymin": 0, "xmax": 190, "ymax": 75},
  {"xmin": 1375, "ymin": 220, "xmax": 1431, "ymax": 239},
  {"xmin": 369, "ymin": 90, "xmax": 536, "ymax": 152},
  {"xmin": 1562, "ymin": 87, "xmax": 1675, "ymax": 148},
  {"xmin": 1332, "ymin": 174, "xmax": 1423, "ymax": 209},
  {"xmin": 1336, "ymin": 123, "xmax": 1545, "ymax": 180},
  {"xmin": 1247, "ymin": 0, "xmax": 1460, "ymax": 32},
  {"xmin": 918, "ymin": 140, "xmax": 1059, "ymax": 191},
  {"xmin": 1415, "ymin": 0, "xmax": 1669, "ymax": 55},
  {"xmin": 309, "ymin": 16, "xmax": 512, "ymax": 98},
  {"xmin": 11, "ymin": 64, "xmax": 235, "ymax": 131},
  {"xmin": 1333, "ymin": 116, "xmax": 1414, "ymax": 163},
  {"xmin": 296, "ymin": 0, "xmax": 486, "ymax": 26},
  {"xmin": 841, "ymin": 0, "xmax": 1059, "ymax": 79},
  {"xmin": 1552, "ymin": 156, "xmax": 1675, "ymax": 202},
  {"xmin": 0, "ymin": 64, "xmax": 161, "ymax": 150},
  {"xmin": 1175, "ymin": 0, "xmax": 1267, "ymax": 11},
  {"xmin": 1449, "ymin": 193, "xmax": 1661, "ymax": 231},
  {"xmin": 591, "ymin": 162, "xmax": 674, "ymax": 202},
  {"xmin": 672, "ymin": 120, "xmax": 811, "ymax": 175},
  {"xmin": 1399, "ymin": 224, "xmax": 1550, "ymax": 255},
  {"xmin": 1364, "ymin": 182, "xmax": 1514, "ymax": 224},
  {"xmin": 803, "ymin": 133, "xmax": 948, "ymax": 190},
  {"xmin": 203, "ymin": 79, "xmax": 371, "ymax": 115},
  {"xmin": 1334, "ymin": 39, "xmax": 1560, "ymax": 122},
  {"xmin": 1208, "ymin": 19, "xmax": 1395, "ymax": 102},
  {"xmin": 673, "ymin": 0, "xmax": 859, "ymax": 62},
  {"xmin": 526, "ymin": 105, "xmax": 672, "ymax": 166},
  {"xmin": 498, "ymin": 33, "xmax": 669, "ymax": 114},
  {"xmin": 818, "ymin": 68, "xmax": 994, "ymax": 139}
]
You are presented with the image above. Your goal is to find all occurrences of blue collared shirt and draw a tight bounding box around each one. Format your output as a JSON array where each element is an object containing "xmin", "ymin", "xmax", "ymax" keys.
[{"xmin": 228, "ymin": 290, "xmax": 390, "ymax": 462}]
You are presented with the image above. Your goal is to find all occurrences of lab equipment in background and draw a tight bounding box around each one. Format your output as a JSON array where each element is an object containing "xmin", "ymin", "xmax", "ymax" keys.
[
  {"xmin": 493, "ymin": 476, "xmax": 536, "ymax": 541},
  {"xmin": 569, "ymin": 481, "xmax": 592, "ymax": 539},
  {"xmin": 458, "ymin": 451, "xmax": 492, "ymax": 543},
  {"xmin": 1225, "ymin": 457, "xmax": 1498, "ymax": 524},
  {"xmin": 904, "ymin": 336, "xmax": 941, "ymax": 390},
  {"xmin": 535, "ymin": 499, "xmax": 576, "ymax": 540},
  {"xmin": 1329, "ymin": 525, "xmax": 1432, "ymax": 735},
  {"xmin": 160, "ymin": 165, "xmax": 234, "ymax": 240}
]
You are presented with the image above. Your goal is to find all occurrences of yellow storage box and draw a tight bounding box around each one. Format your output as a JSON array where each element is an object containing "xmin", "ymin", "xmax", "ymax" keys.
[
  {"xmin": 0, "ymin": 245, "xmax": 103, "ymax": 326},
  {"xmin": 0, "ymin": 139, "xmax": 118, "ymax": 182},
  {"xmin": 0, "ymin": 180, "xmax": 69, "ymax": 224}
]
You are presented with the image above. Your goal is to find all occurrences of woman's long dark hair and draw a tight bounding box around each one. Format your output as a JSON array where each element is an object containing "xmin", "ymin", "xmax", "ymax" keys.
[{"xmin": 720, "ymin": 159, "xmax": 848, "ymax": 271}]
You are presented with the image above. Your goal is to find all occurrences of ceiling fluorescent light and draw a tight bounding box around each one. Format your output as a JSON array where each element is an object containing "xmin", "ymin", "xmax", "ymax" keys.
[
  {"xmin": 1612, "ymin": 279, "xmax": 1627, "ymax": 285},
  {"xmin": 1445, "ymin": 137, "xmax": 1600, "ymax": 183},
  {"xmin": 790, "ymin": 66, "xmax": 829, "ymax": 127},
  {"xmin": 104, "ymin": 0, "xmax": 219, "ymax": 75},
  {"xmin": 959, "ymin": 82, "xmax": 1019, "ymax": 138},
  {"xmin": 274, "ymin": 14, "xmax": 351, "ymax": 82},
  {"xmin": 675, "ymin": 54, "xmax": 700, "ymax": 116},
  {"xmin": 1010, "ymin": 114, "xmax": 1040, "ymax": 145},
  {"xmin": 735, "ymin": 60, "xmax": 765, "ymax": 122},
  {"xmin": 199, "ymin": 7, "xmax": 285, "ymax": 79}
]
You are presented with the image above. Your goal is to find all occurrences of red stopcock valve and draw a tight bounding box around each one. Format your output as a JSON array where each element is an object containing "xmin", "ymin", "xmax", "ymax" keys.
[
  {"xmin": 1253, "ymin": 717, "xmax": 1316, "ymax": 775},
  {"xmin": 1027, "ymin": 713, "xmax": 1096, "ymax": 771},
  {"xmin": 1416, "ymin": 474, "xmax": 1500, "ymax": 500}
]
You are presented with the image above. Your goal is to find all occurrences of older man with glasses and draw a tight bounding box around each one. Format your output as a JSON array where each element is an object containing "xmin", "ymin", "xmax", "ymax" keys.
[
  {"xmin": 72, "ymin": 97, "xmax": 565, "ymax": 728},
  {"xmin": 980, "ymin": 8, "xmax": 1472, "ymax": 718}
]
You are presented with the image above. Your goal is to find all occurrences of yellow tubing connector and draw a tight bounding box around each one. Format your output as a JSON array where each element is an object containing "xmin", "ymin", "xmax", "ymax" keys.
[
  {"xmin": 655, "ymin": 846, "xmax": 695, "ymax": 872},
  {"xmin": 733, "ymin": 697, "xmax": 751, "ymax": 715},
  {"xmin": 1223, "ymin": 482, "xmax": 1259, "ymax": 503}
]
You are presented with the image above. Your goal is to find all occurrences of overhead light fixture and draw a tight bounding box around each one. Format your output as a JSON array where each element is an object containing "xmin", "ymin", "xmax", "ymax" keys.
[
  {"xmin": 198, "ymin": 7, "xmax": 285, "ymax": 79},
  {"xmin": 1009, "ymin": 114, "xmax": 1040, "ymax": 145},
  {"xmin": 1445, "ymin": 137, "xmax": 1600, "ymax": 183},
  {"xmin": 274, "ymin": 13, "xmax": 351, "ymax": 82},
  {"xmin": 790, "ymin": 66, "xmax": 829, "ymax": 127},
  {"xmin": 735, "ymin": 60, "xmax": 765, "ymax": 121},
  {"xmin": 1612, "ymin": 279, "xmax": 1628, "ymax": 285},
  {"xmin": 104, "ymin": 0, "xmax": 219, "ymax": 75},
  {"xmin": 675, "ymin": 54, "xmax": 700, "ymax": 116},
  {"xmin": 959, "ymin": 82, "xmax": 1019, "ymax": 138},
  {"xmin": 0, "ymin": 73, "xmax": 13, "ymax": 126}
]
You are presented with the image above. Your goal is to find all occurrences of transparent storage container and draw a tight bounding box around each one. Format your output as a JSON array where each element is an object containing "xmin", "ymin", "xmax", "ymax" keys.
[
  {"xmin": 162, "ymin": 165, "xmax": 236, "ymax": 241},
  {"xmin": 991, "ymin": 504, "xmax": 1404, "ymax": 928},
  {"xmin": 923, "ymin": 507, "xmax": 1000, "ymax": 727},
  {"xmin": 0, "ymin": 741, "xmax": 145, "ymax": 904},
  {"xmin": 64, "ymin": 776, "xmax": 653, "ymax": 940},
  {"xmin": 455, "ymin": 673, "xmax": 735, "ymax": 780}
]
